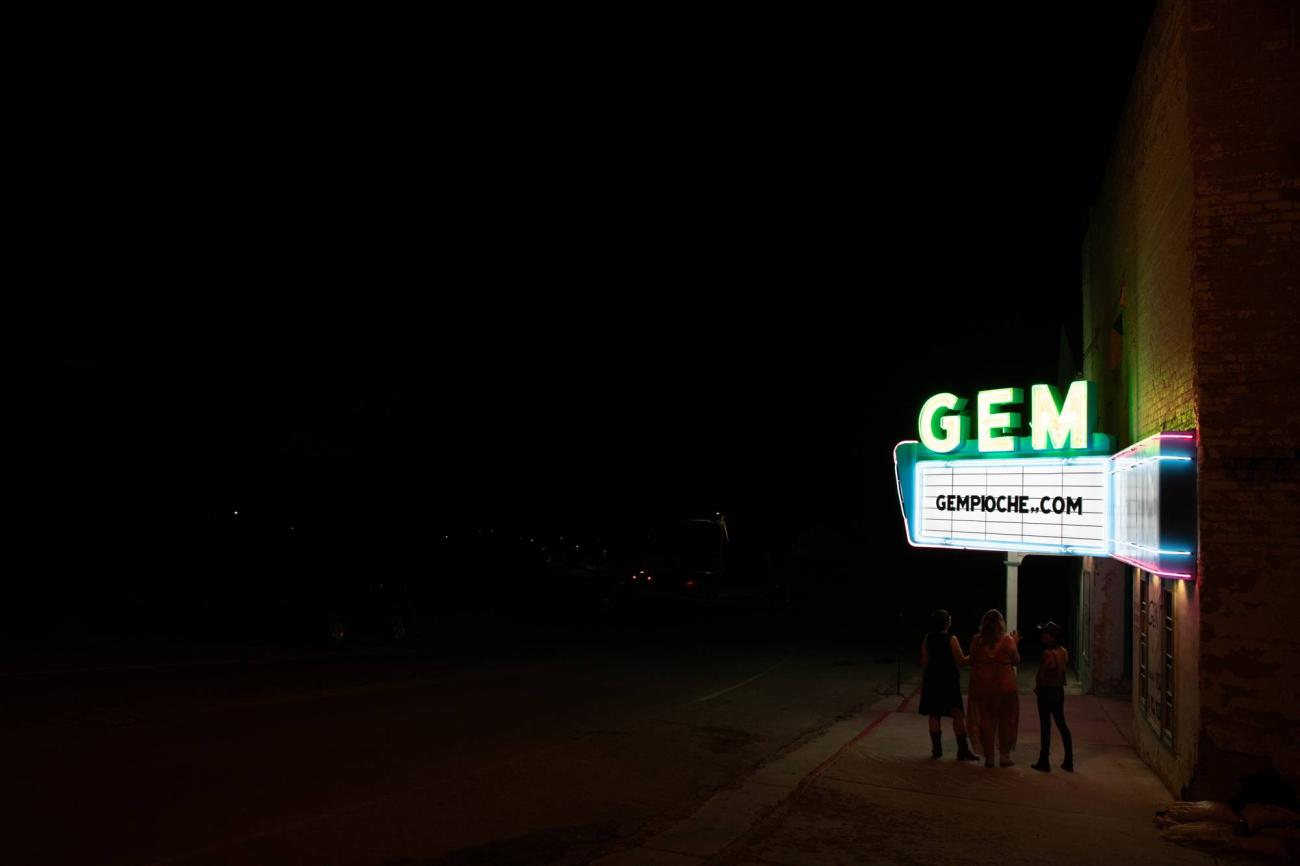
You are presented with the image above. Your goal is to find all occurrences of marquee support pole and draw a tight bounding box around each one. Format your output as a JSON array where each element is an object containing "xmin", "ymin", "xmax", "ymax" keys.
[{"xmin": 1005, "ymin": 552, "xmax": 1025, "ymax": 634}]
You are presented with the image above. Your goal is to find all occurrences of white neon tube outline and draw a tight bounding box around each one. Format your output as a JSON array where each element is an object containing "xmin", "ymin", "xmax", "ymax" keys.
[
  {"xmin": 1110, "ymin": 430, "xmax": 1195, "ymax": 460},
  {"xmin": 1110, "ymin": 540, "xmax": 1193, "ymax": 556},
  {"xmin": 1111, "ymin": 553, "xmax": 1193, "ymax": 580},
  {"xmin": 924, "ymin": 536, "xmax": 1106, "ymax": 555},
  {"xmin": 1108, "ymin": 455, "xmax": 1193, "ymax": 475},
  {"xmin": 895, "ymin": 441, "xmax": 1109, "ymax": 556}
]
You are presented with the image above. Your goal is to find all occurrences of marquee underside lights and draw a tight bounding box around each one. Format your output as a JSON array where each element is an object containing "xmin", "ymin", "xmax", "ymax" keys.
[{"xmin": 896, "ymin": 380, "xmax": 1197, "ymax": 578}]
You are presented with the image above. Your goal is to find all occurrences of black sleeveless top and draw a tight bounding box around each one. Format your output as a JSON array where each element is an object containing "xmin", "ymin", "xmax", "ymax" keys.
[
  {"xmin": 925, "ymin": 632, "xmax": 958, "ymax": 678},
  {"xmin": 919, "ymin": 631, "xmax": 964, "ymax": 716}
]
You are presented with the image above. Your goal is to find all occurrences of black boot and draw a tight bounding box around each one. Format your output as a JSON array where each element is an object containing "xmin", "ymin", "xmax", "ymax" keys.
[
  {"xmin": 930, "ymin": 731, "xmax": 942, "ymax": 758},
  {"xmin": 1031, "ymin": 751, "xmax": 1051, "ymax": 772},
  {"xmin": 1061, "ymin": 753, "xmax": 1074, "ymax": 772},
  {"xmin": 955, "ymin": 735, "xmax": 980, "ymax": 761}
]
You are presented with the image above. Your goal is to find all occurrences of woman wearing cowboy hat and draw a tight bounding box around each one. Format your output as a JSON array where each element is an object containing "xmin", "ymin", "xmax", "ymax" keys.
[{"xmin": 1031, "ymin": 621, "xmax": 1074, "ymax": 772}]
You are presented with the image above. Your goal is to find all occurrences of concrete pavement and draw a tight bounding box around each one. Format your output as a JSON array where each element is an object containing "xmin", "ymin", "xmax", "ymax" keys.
[{"xmin": 594, "ymin": 683, "xmax": 1214, "ymax": 866}]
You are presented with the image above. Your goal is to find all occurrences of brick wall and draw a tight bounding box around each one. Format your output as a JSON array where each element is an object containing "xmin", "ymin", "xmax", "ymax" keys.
[
  {"xmin": 1086, "ymin": 0, "xmax": 1300, "ymax": 799},
  {"xmin": 1082, "ymin": 0, "xmax": 1200, "ymax": 796},
  {"xmin": 1081, "ymin": 556, "xmax": 1128, "ymax": 695},
  {"xmin": 1185, "ymin": 0, "xmax": 1300, "ymax": 798},
  {"xmin": 1084, "ymin": 0, "xmax": 1199, "ymax": 439}
]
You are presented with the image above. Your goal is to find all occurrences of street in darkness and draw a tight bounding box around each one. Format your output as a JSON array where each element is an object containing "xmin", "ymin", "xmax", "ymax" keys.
[
  {"xmin": 4, "ymin": 610, "xmax": 912, "ymax": 865},
  {"xmin": 12, "ymin": 2, "xmax": 1299, "ymax": 864}
]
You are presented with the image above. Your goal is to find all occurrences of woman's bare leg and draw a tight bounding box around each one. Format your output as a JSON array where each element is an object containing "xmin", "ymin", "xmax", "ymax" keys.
[
  {"xmin": 998, "ymin": 693, "xmax": 1017, "ymax": 765},
  {"xmin": 950, "ymin": 709, "xmax": 967, "ymax": 738},
  {"xmin": 978, "ymin": 700, "xmax": 996, "ymax": 764}
]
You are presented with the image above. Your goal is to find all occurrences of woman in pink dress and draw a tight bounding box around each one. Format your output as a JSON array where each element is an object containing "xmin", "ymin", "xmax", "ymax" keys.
[{"xmin": 968, "ymin": 609, "xmax": 1020, "ymax": 767}]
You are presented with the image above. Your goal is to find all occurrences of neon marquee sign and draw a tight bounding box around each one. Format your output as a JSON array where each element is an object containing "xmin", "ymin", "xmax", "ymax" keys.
[
  {"xmin": 918, "ymin": 381, "xmax": 1112, "ymax": 456},
  {"xmin": 895, "ymin": 380, "xmax": 1197, "ymax": 579}
]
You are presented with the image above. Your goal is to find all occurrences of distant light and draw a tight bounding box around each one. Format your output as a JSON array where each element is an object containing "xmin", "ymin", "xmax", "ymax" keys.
[{"xmin": 233, "ymin": 511, "xmax": 239, "ymax": 516}]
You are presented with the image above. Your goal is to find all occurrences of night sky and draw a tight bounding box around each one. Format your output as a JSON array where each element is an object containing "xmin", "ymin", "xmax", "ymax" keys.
[{"xmin": 32, "ymin": 5, "xmax": 1154, "ymax": 635}]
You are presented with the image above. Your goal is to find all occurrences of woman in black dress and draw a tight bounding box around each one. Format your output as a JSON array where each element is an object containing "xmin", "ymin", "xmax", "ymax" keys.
[{"xmin": 920, "ymin": 609, "xmax": 979, "ymax": 760}]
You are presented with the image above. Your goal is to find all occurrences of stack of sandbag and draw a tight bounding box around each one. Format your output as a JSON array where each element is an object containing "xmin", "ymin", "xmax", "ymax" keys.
[
  {"xmin": 1154, "ymin": 799, "xmax": 1242, "ymax": 830},
  {"xmin": 1242, "ymin": 804, "xmax": 1300, "ymax": 860},
  {"xmin": 1154, "ymin": 801, "xmax": 1243, "ymax": 853},
  {"xmin": 1155, "ymin": 800, "xmax": 1300, "ymax": 860}
]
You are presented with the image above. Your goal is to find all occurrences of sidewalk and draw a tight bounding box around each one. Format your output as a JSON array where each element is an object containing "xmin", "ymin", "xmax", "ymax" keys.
[{"xmin": 594, "ymin": 685, "xmax": 1214, "ymax": 866}]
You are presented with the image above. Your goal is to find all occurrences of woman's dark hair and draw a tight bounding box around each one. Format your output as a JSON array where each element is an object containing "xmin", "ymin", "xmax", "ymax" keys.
[{"xmin": 930, "ymin": 609, "xmax": 951, "ymax": 632}]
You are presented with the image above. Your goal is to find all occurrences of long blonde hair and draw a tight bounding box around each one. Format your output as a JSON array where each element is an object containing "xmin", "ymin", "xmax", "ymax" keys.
[{"xmin": 978, "ymin": 609, "xmax": 1006, "ymax": 649}]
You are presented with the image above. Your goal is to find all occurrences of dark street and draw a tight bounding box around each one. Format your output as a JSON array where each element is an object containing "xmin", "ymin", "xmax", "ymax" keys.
[
  {"xmin": 3, "ymin": 607, "xmax": 911, "ymax": 865},
  {"xmin": 15, "ymin": 1, "xmax": 1299, "ymax": 863}
]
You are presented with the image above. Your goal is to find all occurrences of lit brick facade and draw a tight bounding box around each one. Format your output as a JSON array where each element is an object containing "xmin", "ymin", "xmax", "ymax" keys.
[{"xmin": 1082, "ymin": 0, "xmax": 1299, "ymax": 798}]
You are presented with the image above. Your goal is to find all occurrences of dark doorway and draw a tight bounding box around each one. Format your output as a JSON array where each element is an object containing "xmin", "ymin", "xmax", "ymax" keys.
[{"xmin": 1018, "ymin": 555, "xmax": 1079, "ymax": 650}]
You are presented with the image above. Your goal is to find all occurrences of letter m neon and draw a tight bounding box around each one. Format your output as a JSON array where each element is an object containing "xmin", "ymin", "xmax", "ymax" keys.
[{"xmin": 1030, "ymin": 381, "xmax": 1096, "ymax": 450}]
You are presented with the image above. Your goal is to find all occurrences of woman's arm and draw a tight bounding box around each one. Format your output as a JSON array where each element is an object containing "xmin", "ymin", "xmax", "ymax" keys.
[
  {"xmin": 949, "ymin": 634, "xmax": 970, "ymax": 666},
  {"xmin": 1005, "ymin": 634, "xmax": 1020, "ymax": 666}
]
